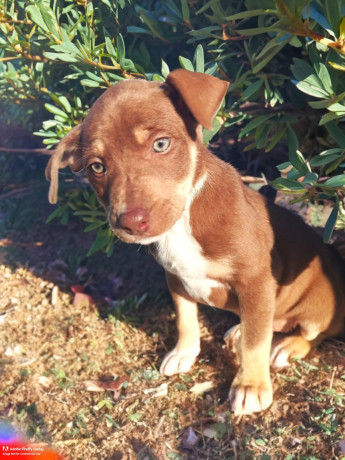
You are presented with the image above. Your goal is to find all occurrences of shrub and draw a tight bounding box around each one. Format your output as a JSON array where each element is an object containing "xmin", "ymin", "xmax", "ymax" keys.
[{"xmin": 1, "ymin": 0, "xmax": 345, "ymax": 251}]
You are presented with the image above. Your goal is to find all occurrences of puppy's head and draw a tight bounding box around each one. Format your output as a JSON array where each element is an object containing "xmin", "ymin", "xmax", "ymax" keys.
[{"xmin": 46, "ymin": 69, "xmax": 228, "ymax": 244}]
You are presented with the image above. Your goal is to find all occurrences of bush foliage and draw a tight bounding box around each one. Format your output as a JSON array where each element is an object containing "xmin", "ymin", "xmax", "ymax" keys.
[{"xmin": 1, "ymin": 0, "xmax": 345, "ymax": 252}]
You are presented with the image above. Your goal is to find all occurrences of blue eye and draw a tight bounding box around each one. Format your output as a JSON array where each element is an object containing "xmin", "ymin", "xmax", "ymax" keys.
[{"xmin": 152, "ymin": 137, "xmax": 171, "ymax": 153}]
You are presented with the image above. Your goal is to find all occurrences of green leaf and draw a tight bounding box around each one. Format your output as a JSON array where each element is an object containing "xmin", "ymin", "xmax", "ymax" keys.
[
  {"xmin": 296, "ymin": 81, "xmax": 329, "ymax": 98},
  {"xmin": 104, "ymin": 414, "xmax": 120, "ymax": 428},
  {"xmin": 242, "ymin": 79, "xmax": 263, "ymax": 99},
  {"xmin": 116, "ymin": 34, "xmax": 125, "ymax": 67},
  {"xmin": 46, "ymin": 206, "xmax": 64, "ymax": 223},
  {"xmin": 302, "ymin": 172, "xmax": 318, "ymax": 185},
  {"xmin": 37, "ymin": 1, "xmax": 59, "ymax": 37},
  {"xmin": 324, "ymin": 1, "xmax": 341, "ymax": 37},
  {"xmin": 255, "ymin": 438, "xmax": 266, "ymax": 446},
  {"xmin": 43, "ymin": 52, "xmax": 80, "ymax": 63},
  {"xmin": 105, "ymin": 36, "xmax": 117, "ymax": 57},
  {"xmin": 340, "ymin": 17, "xmax": 345, "ymax": 39},
  {"xmin": 26, "ymin": 4, "xmax": 49, "ymax": 32},
  {"xmin": 286, "ymin": 125, "xmax": 297, "ymax": 155},
  {"xmin": 327, "ymin": 103, "xmax": 345, "ymax": 113},
  {"xmin": 287, "ymin": 170, "xmax": 304, "ymax": 181},
  {"xmin": 45, "ymin": 103, "xmax": 68, "ymax": 118},
  {"xmin": 326, "ymin": 156, "xmax": 345, "ymax": 175},
  {"xmin": 291, "ymin": 59, "xmax": 315, "ymax": 82},
  {"xmin": 272, "ymin": 177, "xmax": 307, "ymax": 191},
  {"xmin": 319, "ymin": 148, "xmax": 344, "ymax": 156},
  {"xmin": 289, "ymin": 149, "xmax": 310, "ymax": 174},
  {"xmin": 84, "ymin": 221, "xmax": 107, "ymax": 232},
  {"xmin": 326, "ymin": 122, "xmax": 345, "ymax": 148},
  {"xmin": 87, "ymin": 231, "xmax": 111, "ymax": 256},
  {"xmin": 276, "ymin": 161, "xmax": 291, "ymax": 171},
  {"xmin": 236, "ymin": 22, "xmax": 284, "ymax": 36},
  {"xmin": 127, "ymin": 26, "xmax": 152, "ymax": 35},
  {"xmin": 319, "ymin": 112, "xmax": 342, "ymax": 126},
  {"xmin": 84, "ymin": 71, "xmax": 105, "ymax": 82},
  {"xmin": 239, "ymin": 115, "xmax": 274, "ymax": 138},
  {"xmin": 58, "ymin": 96, "xmax": 72, "ymax": 113},
  {"xmin": 308, "ymin": 99, "xmax": 331, "ymax": 109},
  {"xmin": 310, "ymin": 152, "xmax": 343, "ymax": 167},
  {"xmin": 203, "ymin": 117, "xmax": 221, "ymax": 144},
  {"xmin": 286, "ymin": 126, "xmax": 310, "ymax": 174},
  {"xmin": 179, "ymin": 56, "xmax": 194, "ymax": 71},
  {"xmin": 161, "ymin": 60, "xmax": 170, "ymax": 78},
  {"xmin": 256, "ymin": 124, "xmax": 270, "ymax": 149},
  {"xmin": 314, "ymin": 62, "xmax": 333, "ymax": 95},
  {"xmin": 196, "ymin": 0, "xmax": 224, "ymax": 15},
  {"xmin": 128, "ymin": 413, "xmax": 142, "ymax": 422},
  {"xmin": 328, "ymin": 61, "xmax": 345, "ymax": 72},
  {"xmin": 323, "ymin": 174, "xmax": 345, "ymax": 188},
  {"xmin": 224, "ymin": 9, "xmax": 275, "ymax": 21},
  {"xmin": 81, "ymin": 79, "xmax": 103, "ymax": 88},
  {"xmin": 252, "ymin": 38, "xmax": 289, "ymax": 73},
  {"xmin": 193, "ymin": 44, "xmax": 204, "ymax": 73},
  {"xmin": 323, "ymin": 198, "xmax": 339, "ymax": 243},
  {"xmin": 174, "ymin": 383, "xmax": 188, "ymax": 391},
  {"xmin": 181, "ymin": 0, "xmax": 190, "ymax": 21},
  {"xmin": 292, "ymin": 58, "xmax": 330, "ymax": 98},
  {"xmin": 266, "ymin": 124, "xmax": 285, "ymax": 152}
]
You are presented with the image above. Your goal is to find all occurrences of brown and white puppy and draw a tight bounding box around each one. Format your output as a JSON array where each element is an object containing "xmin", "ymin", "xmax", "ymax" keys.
[{"xmin": 45, "ymin": 69, "xmax": 345, "ymax": 416}]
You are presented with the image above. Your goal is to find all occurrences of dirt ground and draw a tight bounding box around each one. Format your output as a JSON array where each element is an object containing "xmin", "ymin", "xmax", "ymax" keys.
[{"xmin": 1, "ymin": 157, "xmax": 345, "ymax": 460}]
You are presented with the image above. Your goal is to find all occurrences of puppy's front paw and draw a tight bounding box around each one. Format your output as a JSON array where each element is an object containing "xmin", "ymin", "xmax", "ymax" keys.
[
  {"xmin": 229, "ymin": 375, "xmax": 273, "ymax": 416},
  {"xmin": 160, "ymin": 342, "xmax": 200, "ymax": 376}
]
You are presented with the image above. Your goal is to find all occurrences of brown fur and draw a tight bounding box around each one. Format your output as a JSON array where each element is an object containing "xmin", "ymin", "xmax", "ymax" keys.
[{"xmin": 45, "ymin": 69, "xmax": 345, "ymax": 415}]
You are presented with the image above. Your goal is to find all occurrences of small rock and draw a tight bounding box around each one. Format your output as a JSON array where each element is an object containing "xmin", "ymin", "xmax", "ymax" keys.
[{"xmin": 51, "ymin": 286, "xmax": 59, "ymax": 306}]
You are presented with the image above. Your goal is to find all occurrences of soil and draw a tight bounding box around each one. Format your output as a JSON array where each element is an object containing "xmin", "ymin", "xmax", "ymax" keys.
[{"xmin": 0, "ymin": 156, "xmax": 345, "ymax": 460}]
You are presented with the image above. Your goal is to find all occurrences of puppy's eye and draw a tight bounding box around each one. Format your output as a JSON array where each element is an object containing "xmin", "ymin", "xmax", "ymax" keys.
[
  {"xmin": 89, "ymin": 162, "xmax": 106, "ymax": 176},
  {"xmin": 152, "ymin": 137, "xmax": 171, "ymax": 153}
]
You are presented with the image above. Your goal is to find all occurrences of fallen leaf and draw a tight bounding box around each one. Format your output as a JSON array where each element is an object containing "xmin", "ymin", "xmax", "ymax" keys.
[
  {"xmin": 143, "ymin": 383, "xmax": 168, "ymax": 397},
  {"xmin": 73, "ymin": 292, "xmax": 95, "ymax": 307},
  {"xmin": 51, "ymin": 285, "xmax": 59, "ymax": 306},
  {"xmin": 71, "ymin": 284, "xmax": 85, "ymax": 294},
  {"xmin": 83, "ymin": 376, "xmax": 127, "ymax": 399},
  {"xmin": 203, "ymin": 422, "xmax": 227, "ymax": 440},
  {"xmin": 181, "ymin": 426, "xmax": 198, "ymax": 450},
  {"xmin": 38, "ymin": 376, "xmax": 52, "ymax": 388},
  {"xmin": 189, "ymin": 381, "xmax": 215, "ymax": 395},
  {"xmin": 337, "ymin": 439, "xmax": 345, "ymax": 454}
]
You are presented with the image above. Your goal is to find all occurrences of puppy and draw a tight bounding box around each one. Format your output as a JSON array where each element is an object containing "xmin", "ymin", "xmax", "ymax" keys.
[{"xmin": 45, "ymin": 69, "xmax": 345, "ymax": 415}]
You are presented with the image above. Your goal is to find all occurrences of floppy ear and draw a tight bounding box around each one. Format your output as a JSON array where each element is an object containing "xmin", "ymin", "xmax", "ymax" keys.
[
  {"xmin": 45, "ymin": 124, "xmax": 82, "ymax": 204},
  {"xmin": 166, "ymin": 69, "xmax": 229, "ymax": 130}
]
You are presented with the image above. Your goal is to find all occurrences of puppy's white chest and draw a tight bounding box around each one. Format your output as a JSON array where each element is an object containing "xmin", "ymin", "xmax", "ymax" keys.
[{"xmin": 153, "ymin": 215, "xmax": 222, "ymax": 305}]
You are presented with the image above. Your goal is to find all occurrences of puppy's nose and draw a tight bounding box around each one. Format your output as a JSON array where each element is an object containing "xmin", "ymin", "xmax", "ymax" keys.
[{"xmin": 118, "ymin": 208, "xmax": 150, "ymax": 235}]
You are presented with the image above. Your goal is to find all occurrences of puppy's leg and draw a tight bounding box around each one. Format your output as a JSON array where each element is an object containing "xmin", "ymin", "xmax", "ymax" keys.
[
  {"xmin": 270, "ymin": 333, "xmax": 323, "ymax": 368},
  {"xmin": 160, "ymin": 273, "xmax": 200, "ymax": 376},
  {"xmin": 229, "ymin": 279, "xmax": 275, "ymax": 416},
  {"xmin": 271, "ymin": 294, "xmax": 345, "ymax": 368}
]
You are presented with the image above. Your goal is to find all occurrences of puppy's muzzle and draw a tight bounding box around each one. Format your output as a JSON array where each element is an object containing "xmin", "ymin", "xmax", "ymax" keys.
[{"xmin": 117, "ymin": 208, "xmax": 150, "ymax": 236}]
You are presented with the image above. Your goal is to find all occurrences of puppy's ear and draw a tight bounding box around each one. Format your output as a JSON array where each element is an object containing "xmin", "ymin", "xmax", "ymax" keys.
[
  {"xmin": 45, "ymin": 124, "xmax": 82, "ymax": 204},
  {"xmin": 166, "ymin": 69, "xmax": 229, "ymax": 130}
]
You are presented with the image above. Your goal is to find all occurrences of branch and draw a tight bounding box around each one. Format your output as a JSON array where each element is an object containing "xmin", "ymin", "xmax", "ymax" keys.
[
  {"xmin": 275, "ymin": 0, "xmax": 345, "ymax": 55},
  {"xmin": 0, "ymin": 147, "xmax": 52, "ymax": 155},
  {"xmin": 234, "ymin": 101, "xmax": 327, "ymax": 117}
]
